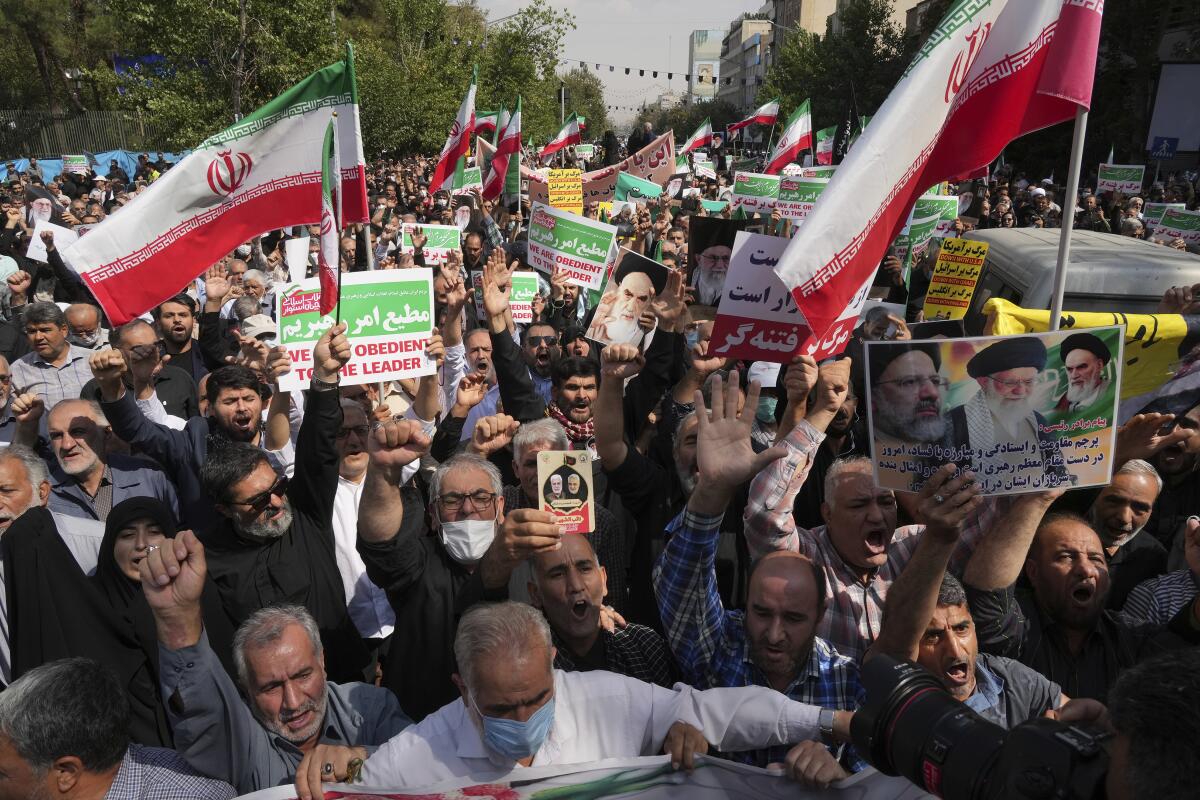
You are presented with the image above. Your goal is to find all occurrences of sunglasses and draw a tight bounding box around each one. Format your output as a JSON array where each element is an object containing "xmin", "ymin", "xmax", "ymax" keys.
[
  {"xmin": 526, "ymin": 335, "xmax": 557, "ymax": 347},
  {"xmin": 230, "ymin": 475, "xmax": 289, "ymax": 515}
]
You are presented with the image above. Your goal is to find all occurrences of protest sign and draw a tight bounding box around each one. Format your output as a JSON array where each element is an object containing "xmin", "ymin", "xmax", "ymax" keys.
[
  {"xmin": 497, "ymin": 132, "xmax": 676, "ymax": 206},
  {"xmin": 913, "ymin": 193, "xmax": 962, "ymax": 238},
  {"xmin": 573, "ymin": 143, "xmax": 594, "ymax": 159},
  {"xmin": 614, "ymin": 171, "xmax": 663, "ymax": 202},
  {"xmin": 283, "ymin": 237, "xmax": 311, "ymax": 283},
  {"xmin": 548, "ymin": 168, "xmax": 584, "ymax": 214},
  {"xmin": 1143, "ymin": 202, "xmax": 1185, "ymax": 227},
  {"xmin": 866, "ymin": 327, "xmax": 1123, "ymax": 496},
  {"xmin": 276, "ymin": 270, "xmax": 435, "ymax": 391},
  {"xmin": 508, "ymin": 271, "xmax": 540, "ymax": 324},
  {"xmin": 26, "ymin": 221, "xmax": 79, "ymax": 263},
  {"xmin": 1097, "ymin": 163, "xmax": 1145, "ymax": 194},
  {"xmin": 688, "ymin": 217, "xmax": 747, "ymax": 306},
  {"xmin": 585, "ymin": 248, "xmax": 669, "ymax": 348},
  {"xmin": 922, "ymin": 237, "xmax": 989, "ymax": 320},
  {"xmin": 1154, "ymin": 207, "xmax": 1200, "ymax": 247},
  {"xmin": 731, "ymin": 156, "xmax": 760, "ymax": 173},
  {"xmin": 775, "ymin": 177, "xmax": 829, "ymax": 222},
  {"xmin": 450, "ymin": 165, "xmax": 483, "ymax": 195},
  {"xmin": 526, "ymin": 201, "xmax": 617, "ymax": 290},
  {"xmin": 237, "ymin": 754, "xmax": 934, "ymax": 800},
  {"xmin": 62, "ymin": 155, "xmax": 89, "ymax": 175},
  {"xmin": 400, "ymin": 223, "xmax": 460, "ymax": 265},
  {"xmin": 709, "ymin": 230, "xmax": 870, "ymax": 363},
  {"xmin": 985, "ymin": 298, "xmax": 1200, "ymax": 424},
  {"xmin": 731, "ymin": 172, "xmax": 780, "ymax": 213},
  {"xmin": 695, "ymin": 162, "xmax": 717, "ymax": 180},
  {"xmin": 701, "ymin": 199, "xmax": 728, "ymax": 214},
  {"xmin": 537, "ymin": 450, "xmax": 595, "ymax": 534},
  {"xmin": 890, "ymin": 208, "xmax": 941, "ymax": 281},
  {"xmin": 800, "ymin": 165, "xmax": 837, "ymax": 178}
]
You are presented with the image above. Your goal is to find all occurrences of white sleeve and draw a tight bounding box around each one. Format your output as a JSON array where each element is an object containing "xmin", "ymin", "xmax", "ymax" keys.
[
  {"xmin": 134, "ymin": 393, "xmax": 177, "ymax": 428},
  {"xmin": 441, "ymin": 342, "xmax": 468, "ymax": 412},
  {"xmin": 646, "ymin": 682, "xmax": 821, "ymax": 755}
]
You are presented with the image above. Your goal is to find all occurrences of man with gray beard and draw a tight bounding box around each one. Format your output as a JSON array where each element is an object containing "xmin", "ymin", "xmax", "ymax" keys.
[
  {"xmin": 869, "ymin": 342, "xmax": 953, "ymax": 450},
  {"xmin": 196, "ymin": 323, "xmax": 371, "ymax": 683}
]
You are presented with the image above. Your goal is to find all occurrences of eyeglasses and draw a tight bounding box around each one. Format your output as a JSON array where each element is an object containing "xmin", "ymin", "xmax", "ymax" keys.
[
  {"xmin": 337, "ymin": 425, "xmax": 370, "ymax": 440},
  {"xmin": 988, "ymin": 375, "xmax": 1040, "ymax": 391},
  {"xmin": 876, "ymin": 375, "xmax": 950, "ymax": 393},
  {"xmin": 700, "ymin": 254, "xmax": 731, "ymax": 265},
  {"xmin": 0, "ymin": 375, "xmax": 10, "ymax": 384},
  {"xmin": 526, "ymin": 336, "xmax": 557, "ymax": 347},
  {"xmin": 437, "ymin": 490, "xmax": 497, "ymax": 512},
  {"xmin": 230, "ymin": 475, "xmax": 289, "ymax": 515}
]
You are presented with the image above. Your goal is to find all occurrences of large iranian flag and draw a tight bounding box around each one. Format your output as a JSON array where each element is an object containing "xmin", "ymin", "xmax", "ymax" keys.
[
  {"xmin": 764, "ymin": 100, "xmax": 813, "ymax": 174},
  {"xmin": 681, "ymin": 118, "xmax": 713, "ymax": 154},
  {"xmin": 729, "ymin": 99, "xmax": 780, "ymax": 135},
  {"xmin": 429, "ymin": 67, "xmax": 478, "ymax": 193},
  {"xmin": 483, "ymin": 96, "xmax": 521, "ymax": 202},
  {"xmin": 61, "ymin": 46, "xmax": 367, "ymax": 325},
  {"xmin": 814, "ymin": 126, "xmax": 836, "ymax": 165},
  {"xmin": 773, "ymin": 0, "xmax": 1102, "ymax": 342},
  {"xmin": 540, "ymin": 114, "xmax": 582, "ymax": 161},
  {"xmin": 475, "ymin": 110, "xmax": 499, "ymax": 138},
  {"xmin": 318, "ymin": 116, "xmax": 341, "ymax": 315}
]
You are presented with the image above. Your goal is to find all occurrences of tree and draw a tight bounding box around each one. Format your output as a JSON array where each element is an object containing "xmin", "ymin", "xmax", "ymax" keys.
[{"xmin": 560, "ymin": 67, "xmax": 608, "ymax": 139}]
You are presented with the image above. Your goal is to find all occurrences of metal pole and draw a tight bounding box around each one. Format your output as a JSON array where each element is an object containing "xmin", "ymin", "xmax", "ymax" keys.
[
  {"xmin": 1049, "ymin": 106, "xmax": 1089, "ymax": 331},
  {"xmin": 560, "ymin": 81, "xmax": 565, "ymax": 126}
]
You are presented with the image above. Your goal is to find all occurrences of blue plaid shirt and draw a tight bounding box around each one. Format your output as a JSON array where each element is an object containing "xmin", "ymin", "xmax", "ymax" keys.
[
  {"xmin": 104, "ymin": 745, "xmax": 235, "ymax": 800},
  {"xmin": 653, "ymin": 507, "xmax": 866, "ymax": 769}
]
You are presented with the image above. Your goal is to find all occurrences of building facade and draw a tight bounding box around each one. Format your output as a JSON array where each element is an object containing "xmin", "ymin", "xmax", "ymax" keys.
[
  {"xmin": 688, "ymin": 29, "xmax": 723, "ymax": 101},
  {"xmin": 717, "ymin": 15, "xmax": 774, "ymax": 111}
]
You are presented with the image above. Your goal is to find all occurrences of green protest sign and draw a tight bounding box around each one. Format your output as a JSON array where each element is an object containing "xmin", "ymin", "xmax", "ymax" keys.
[
  {"xmin": 526, "ymin": 201, "xmax": 617, "ymax": 290},
  {"xmin": 1144, "ymin": 202, "xmax": 1185, "ymax": 226},
  {"xmin": 509, "ymin": 272, "xmax": 541, "ymax": 324},
  {"xmin": 894, "ymin": 210, "xmax": 942, "ymax": 284},
  {"xmin": 1097, "ymin": 164, "xmax": 1145, "ymax": 194},
  {"xmin": 614, "ymin": 171, "xmax": 663, "ymax": 202},
  {"xmin": 451, "ymin": 165, "xmax": 483, "ymax": 194},
  {"xmin": 574, "ymin": 144, "xmax": 595, "ymax": 159},
  {"xmin": 1156, "ymin": 207, "xmax": 1200, "ymax": 247},
  {"xmin": 801, "ymin": 165, "xmax": 837, "ymax": 178},
  {"xmin": 776, "ymin": 177, "xmax": 828, "ymax": 221},
  {"xmin": 400, "ymin": 223, "xmax": 460, "ymax": 265},
  {"xmin": 702, "ymin": 200, "xmax": 729, "ymax": 214},
  {"xmin": 913, "ymin": 194, "xmax": 961, "ymax": 238},
  {"xmin": 62, "ymin": 155, "xmax": 89, "ymax": 175},
  {"xmin": 276, "ymin": 270, "xmax": 435, "ymax": 390},
  {"xmin": 731, "ymin": 171, "xmax": 780, "ymax": 213}
]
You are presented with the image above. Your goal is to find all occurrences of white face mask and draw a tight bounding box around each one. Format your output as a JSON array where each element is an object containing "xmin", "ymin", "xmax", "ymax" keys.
[{"xmin": 439, "ymin": 516, "xmax": 496, "ymax": 565}]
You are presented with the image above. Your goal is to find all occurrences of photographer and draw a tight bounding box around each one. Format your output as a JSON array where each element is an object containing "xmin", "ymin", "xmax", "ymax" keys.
[{"xmin": 1074, "ymin": 193, "xmax": 1110, "ymax": 233}]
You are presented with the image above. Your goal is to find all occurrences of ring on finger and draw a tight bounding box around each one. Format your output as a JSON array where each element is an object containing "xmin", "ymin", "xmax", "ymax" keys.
[
  {"xmin": 934, "ymin": 494, "xmax": 945, "ymax": 504},
  {"xmin": 323, "ymin": 762, "xmax": 334, "ymax": 775}
]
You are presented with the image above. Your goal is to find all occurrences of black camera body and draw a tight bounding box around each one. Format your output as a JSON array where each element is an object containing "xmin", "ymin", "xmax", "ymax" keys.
[{"xmin": 851, "ymin": 655, "xmax": 1109, "ymax": 799}]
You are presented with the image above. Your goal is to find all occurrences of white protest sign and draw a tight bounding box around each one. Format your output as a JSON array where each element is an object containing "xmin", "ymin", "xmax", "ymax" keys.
[
  {"xmin": 26, "ymin": 221, "xmax": 79, "ymax": 263},
  {"xmin": 284, "ymin": 237, "xmax": 311, "ymax": 284},
  {"xmin": 400, "ymin": 223, "xmax": 460, "ymax": 266},
  {"xmin": 526, "ymin": 202, "xmax": 617, "ymax": 290}
]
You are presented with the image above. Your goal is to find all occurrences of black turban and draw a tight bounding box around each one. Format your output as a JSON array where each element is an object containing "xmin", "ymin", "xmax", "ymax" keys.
[
  {"xmin": 967, "ymin": 336, "xmax": 1047, "ymax": 378},
  {"xmin": 1060, "ymin": 332, "xmax": 1111, "ymax": 365},
  {"xmin": 868, "ymin": 341, "xmax": 943, "ymax": 387}
]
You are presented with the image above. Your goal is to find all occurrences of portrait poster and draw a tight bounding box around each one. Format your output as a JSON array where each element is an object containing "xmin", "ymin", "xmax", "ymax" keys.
[
  {"xmin": 537, "ymin": 450, "xmax": 595, "ymax": 534},
  {"xmin": 584, "ymin": 248, "xmax": 669, "ymax": 348},
  {"xmin": 687, "ymin": 216, "xmax": 747, "ymax": 306},
  {"xmin": 865, "ymin": 327, "xmax": 1124, "ymax": 495},
  {"xmin": 235, "ymin": 755, "xmax": 934, "ymax": 799}
]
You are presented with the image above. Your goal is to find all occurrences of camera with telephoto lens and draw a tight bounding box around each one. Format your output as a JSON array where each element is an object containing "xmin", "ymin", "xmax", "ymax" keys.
[{"xmin": 851, "ymin": 655, "xmax": 1109, "ymax": 799}]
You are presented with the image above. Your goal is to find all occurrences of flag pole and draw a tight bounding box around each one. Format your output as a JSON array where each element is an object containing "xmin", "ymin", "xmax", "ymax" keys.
[
  {"xmin": 763, "ymin": 121, "xmax": 777, "ymax": 171},
  {"xmin": 332, "ymin": 110, "xmax": 344, "ymax": 326},
  {"xmin": 1049, "ymin": 106, "xmax": 1088, "ymax": 331}
]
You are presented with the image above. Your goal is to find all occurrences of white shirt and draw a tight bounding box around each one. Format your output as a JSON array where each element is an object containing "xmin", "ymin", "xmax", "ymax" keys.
[
  {"xmin": 332, "ymin": 474, "xmax": 395, "ymax": 640},
  {"xmin": 360, "ymin": 668, "xmax": 821, "ymax": 788}
]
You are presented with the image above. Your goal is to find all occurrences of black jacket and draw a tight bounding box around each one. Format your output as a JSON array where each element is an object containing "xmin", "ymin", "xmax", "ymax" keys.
[{"xmin": 82, "ymin": 364, "xmax": 200, "ymax": 420}]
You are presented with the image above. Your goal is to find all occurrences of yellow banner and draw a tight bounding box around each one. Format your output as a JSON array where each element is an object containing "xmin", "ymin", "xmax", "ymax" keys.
[
  {"xmin": 548, "ymin": 168, "xmax": 584, "ymax": 215},
  {"xmin": 923, "ymin": 238, "xmax": 988, "ymax": 320}
]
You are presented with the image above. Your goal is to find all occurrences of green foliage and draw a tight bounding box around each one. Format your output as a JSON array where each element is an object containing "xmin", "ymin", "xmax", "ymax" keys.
[{"xmin": 633, "ymin": 99, "xmax": 742, "ymax": 144}]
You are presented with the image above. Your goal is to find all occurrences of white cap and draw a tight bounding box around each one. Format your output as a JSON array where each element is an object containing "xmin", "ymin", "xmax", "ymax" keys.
[
  {"xmin": 747, "ymin": 361, "xmax": 781, "ymax": 389},
  {"xmin": 240, "ymin": 314, "xmax": 277, "ymax": 341},
  {"xmin": 1030, "ymin": 187, "xmax": 1046, "ymax": 197}
]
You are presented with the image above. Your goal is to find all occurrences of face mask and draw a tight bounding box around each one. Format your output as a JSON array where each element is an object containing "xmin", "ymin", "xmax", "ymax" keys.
[
  {"xmin": 473, "ymin": 695, "xmax": 555, "ymax": 761},
  {"xmin": 685, "ymin": 328, "xmax": 702, "ymax": 349},
  {"xmin": 439, "ymin": 517, "xmax": 495, "ymax": 564},
  {"xmin": 756, "ymin": 396, "xmax": 778, "ymax": 424},
  {"xmin": 69, "ymin": 331, "xmax": 100, "ymax": 348},
  {"xmin": 436, "ymin": 199, "xmax": 448, "ymax": 209}
]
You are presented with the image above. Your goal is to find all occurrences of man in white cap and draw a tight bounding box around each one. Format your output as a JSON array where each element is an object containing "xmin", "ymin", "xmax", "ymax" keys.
[{"xmin": 746, "ymin": 361, "xmax": 780, "ymax": 450}]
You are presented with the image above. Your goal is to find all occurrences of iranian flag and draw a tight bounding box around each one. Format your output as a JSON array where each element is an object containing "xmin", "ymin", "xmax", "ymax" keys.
[
  {"xmin": 475, "ymin": 110, "xmax": 499, "ymax": 137},
  {"xmin": 483, "ymin": 96, "xmax": 521, "ymax": 202},
  {"xmin": 681, "ymin": 118, "xmax": 713, "ymax": 154},
  {"xmin": 815, "ymin": 126, "xmax": 836, "ymax": 165},
  {"xmin": 729, "ymin": 99, "xmax": 780, "ymax": 135},
  {"xmin": 493, "ymin": 106, "xmax": 511, "ymax": 147},
  {"xmin": 773, "ymin": 1, "xmax": 1102, "ymax": 345},
  {"xmin": 539, "ymin": 113, "xmax": 582, "ymax": 161},
  {"xmin": 764, "ymin": 100, "xmax": 813, "ymax": 174},
  {"xmin": 429, "ymin": 67, "xmax": 478, "ymax": 193},
  {"xmin": 317, "ymin": 116, "xmax": 342, "ymax": 314},
  {"xmin": 60, "ymin": 46, "xmax": 367, "ymax": 325}
]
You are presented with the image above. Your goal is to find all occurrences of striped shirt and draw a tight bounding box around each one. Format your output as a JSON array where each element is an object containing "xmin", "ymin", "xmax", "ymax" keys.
[
  {"xmin": 104, "ymin": 745, "xmax": 235, "ymax": 800},
  {"xmin": 11, "ymin": 344, "xmax": 95, "ymax": 410},
  {"xmin": 1120, "ymin": 569, "xmax": 1199, "ymax": 626}
]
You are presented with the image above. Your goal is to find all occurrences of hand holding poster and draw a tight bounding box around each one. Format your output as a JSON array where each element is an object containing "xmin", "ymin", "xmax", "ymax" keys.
[
  {"xmin": 275, "ymin": 270, "xmax": 436, "ymax": 391},
  {"xmin": 548, "ymin": 168, "xmax": 584, "ymax": 214},
  {"xmin": 922, "ymin": 238, "xmax": 989, "ymax": 321},
  {"xmin": 614, "ymin": 171, "xmax": 663, "ymax": 202},
  {"xmin": 709, "ymin": 231, "xmax": 870, "ymax": 362},
  {"xmin": 526, "ymin": 202, "xmax": 617, "ymax": 290},
  {"xmin": 775, "ymin": 177, "xmax": 829, "ymax": 222},
  {"xmin": 1153, "ymin": 207, "xmax": 1200, "ymax": 247},
  {"xmin": 731, "ymin": 172, "xmax": 780, "ymax": 213},
  {"xmin": 400, "ymin": 223, "xmax": 461, "ymax": 265},
  {"xmin": 26, "ymin": 221, "xmax": 79, "ymax": 263},
  {"xmin": 537, "ymin": 450, "xmax": 595, "ymax": 534},
  {"xmin": 585, "ymin": 248, "xmax": 669, "ymax": 348},
  {"xmin": 1097, "ymin": 164, "xmax": 1145, "ymax": 194},
  {"xmin": 865, "ymin": 327, "xmax": 1123, "ymax": 496}
]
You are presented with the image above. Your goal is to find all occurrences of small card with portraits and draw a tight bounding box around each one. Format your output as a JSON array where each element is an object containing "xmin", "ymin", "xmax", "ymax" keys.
[{"xmin": 537, "ymin": 450, "xmax": 596, "ymax": 534}]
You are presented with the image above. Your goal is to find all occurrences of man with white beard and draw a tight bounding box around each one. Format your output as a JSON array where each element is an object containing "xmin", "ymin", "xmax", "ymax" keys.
[
  {"xmin": 692, "ymin": 243, "xmax": 732, "ymax": 306},
  {"xmin": 948, "ymin": 337, "xmax": 1070, "ymax": 493},
  {"xmin": 1053, "ymin": 332, "xmax": 1112, "ymax": 414},
  {"xmin": 588, "ymin": 254, "xmax": 664, "ymax": 347}
]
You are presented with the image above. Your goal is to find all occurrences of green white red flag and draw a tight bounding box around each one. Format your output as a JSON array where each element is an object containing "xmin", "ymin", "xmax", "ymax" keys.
[
  {"xmin": 681, "ymin": 118, "xmax": 713, "ymax": 154},
  {"xmin": 60, "ymin": 46, "xmax": 367, "ymax": 325},
  {"xmin": 429, "ymin": 67, "xmax": 478, "ymax": 193},
  {"xmin": 772, "ymin": 0, "xmax": 1103, "ymax": 349},
  {"xmin": 728, "ymin": 99, "xmax": 780, "ymax": 136},
  {"xmin": 815, "ymin": 125, "xmax": 836, "ymax": 165},
  {"xmin": 540, "ymin": 113, "xmax": 582, "ymax": 161},
  {"xmin": 475, "ymin": 110, "xmax": 499, "ymax": 137},
  {"xmin": 764, "ymin": 100, "xmax": 813, "ymax": 174},
  {"xmin": 483, "ymin": 97, "xmax": 521, "ymax": 202},
  {"xmin": 318, "ymin": 116, "xmax": 341, "ymax": 315}
]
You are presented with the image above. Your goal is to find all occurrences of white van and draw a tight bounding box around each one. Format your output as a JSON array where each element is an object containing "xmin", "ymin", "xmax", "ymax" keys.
[{"xmin": 960, "ymin": 228, "xmax": 1200, "ymax": 335}]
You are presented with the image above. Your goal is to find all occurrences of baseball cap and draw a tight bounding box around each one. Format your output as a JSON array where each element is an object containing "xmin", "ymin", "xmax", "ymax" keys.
[{"xmin": 240, "ymin": 314, "xmax": 277, "ymax": 341}]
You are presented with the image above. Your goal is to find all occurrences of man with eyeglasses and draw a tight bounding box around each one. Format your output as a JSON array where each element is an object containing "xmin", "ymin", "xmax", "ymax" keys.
[
  {"xmin": 189, "ymin": 323, "xmax": 371, "ymax": 684},
  {"xmin": 0, "ymin": 355, "xmax": 15, "ymax": 446},
  {"xmin": 691, "ymin": 242, "xmax": 733, "ymax": 306}
]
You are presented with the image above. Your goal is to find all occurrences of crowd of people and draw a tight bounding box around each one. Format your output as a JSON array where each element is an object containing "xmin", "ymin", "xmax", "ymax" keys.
[{"xmin": 0, "ymin": 141, "xmax": 1194, "ymax": 800}]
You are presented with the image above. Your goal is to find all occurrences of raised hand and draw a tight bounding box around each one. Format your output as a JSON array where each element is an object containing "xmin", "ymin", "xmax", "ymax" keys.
[
  {"xmin": 689, "ymin": 337, "xmax": 727, "ymax": 377},
  {"xmin": 651, "ymin": 270, "xmax": 686, "ymax": 330},
  {"xmin": 409, "ymin": 226, "xmax": 428, "ymax": 251},
  {"xmin": 10, "ymin": 393, "xmax": 43, "ymax": 426},
  {"xmin": 693, "ymin": 371, "xmax": 787, "ymax": 499},
  {"xmin": 425, "ymin": 328, "xmax": 446, "ymax": 369},
  {"xmin": 1116, "ymin": 413, "xmax": 1199, "ymax": 464},
  {"xmin": 812, "ymin": 357, "xmax": 852, "ymax": 413},
  {"xmin": 203, "ymin": 264, "xmax": 231, "ymax": 308},
  {"xmin": 312, "ymin": 322, "xmax": 350, "ymax": 383},
  {"xmin": 468, "ymin": 413, "xmax": 520, "ymax": 456},
  {"xmin": 482, "ymin": 248, "xmax": 515, "ymax": 319},
  {"xmin": 886, "ymin": 314, "xmax": 911, "ymax": 340},
  {"xmin": 89, "ymin": 348, "xmax": 129, "ymax": 399},
  {"xmin": 783, "ymin": 355, "xmax": 819, "ymax": 405},
  {"xmin": 601, "ymin": 343, "xmax": 645, "ymax": 382},
  {"xmin": 6, "ymin": 270, "xmax": 31, "ymax": 298},
  {"xmin": 452, "ymin": 372, "xmax": 488, "ymax": 416},
  {"xmin": 140, "ymin": 530, "xmax": 207, "ymax": 650},
  {"xmin": 368, "ymin": 418, "xmax": 431, "ymax": 483},
  {"xmin": 480, "ymin": 508, "xmax": 562, "ymax": 589},
  {"xmin": 916, "ymin": 464, "xmax": 983, "ymax": 539},
  {"xmin": 39, "ymin": 229, "xmax": 55, "ymax": 251},
  {"xmin": 265, "ymin": 346, "xmax": 292, "ymax": 385},
  {"xmin": 550, "ymin": 265, "xmax": 568, "ymax": 301}
]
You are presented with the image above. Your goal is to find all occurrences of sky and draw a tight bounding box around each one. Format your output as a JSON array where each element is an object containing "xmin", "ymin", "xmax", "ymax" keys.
[{"xmin": 475, "ymin": 0, "xmax": 765, "ymax": 128}]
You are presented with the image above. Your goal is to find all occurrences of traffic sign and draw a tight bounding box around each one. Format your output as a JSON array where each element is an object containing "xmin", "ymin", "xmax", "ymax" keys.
[{"xmin": 1149, "ymin": 137, "xmax": 1178, "ymax": 160}]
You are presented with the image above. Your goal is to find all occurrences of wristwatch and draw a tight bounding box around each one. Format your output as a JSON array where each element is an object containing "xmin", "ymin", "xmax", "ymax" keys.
[
  {"xmin": 310, "ymin": 375, "xmax": 340, "ymax": 392},
  {"xmin": 819, "ymin": 708, "xmax": 836, "ymax": 742}
]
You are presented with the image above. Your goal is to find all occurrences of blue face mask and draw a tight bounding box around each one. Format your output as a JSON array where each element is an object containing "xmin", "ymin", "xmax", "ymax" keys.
[
  {"xmin": 685, "ymin": 328, "xmax": 702, "ymax": 349},
  {"xmin": 756, "ymin": 395, "xmax": 778, "ymax": 423},
  {"xmin": 474, "ymin": 696, "xmax": 555, "ymax": 761}
]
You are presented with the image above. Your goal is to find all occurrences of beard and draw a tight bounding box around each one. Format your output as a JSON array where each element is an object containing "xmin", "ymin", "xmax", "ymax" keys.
[
  {"xmin": 234, "ymin": 499, "xmax": 294, "ymax": 541},
  {"xmin": 602, "ymin": 313, "xmax": 644, "ymax": 345},
  {"xmin": 1089, "ymin": 505, "xmax": 1144, "ymax": 549},
  {"xmin": 749, "ymin": 631, "xmax": 814, "ymax": 684},
  {"xmin": 983, "ymin": 391, "xmax": 1035, "ymax": 437},
  {"xmin": 1065, "ymin": 379, "xmax": 1102, "ymax": 406},
  {"xmin": 252, "ymin": 682, "xmax": 328, "ymax": 744},
  {"xmin": 873, "ymin": 394, "xmax": 946, "ymax": 443},
  {"xmin": 57, "ymin": 449, "xmax": 100, "ymax": 477},
  {"xmin": 693, "ymin": 268, "xmax": 726, "ymax": 306},
  {"xmin": 675, "ymin": 463, "xmax": 698, "ymax": 496}
]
